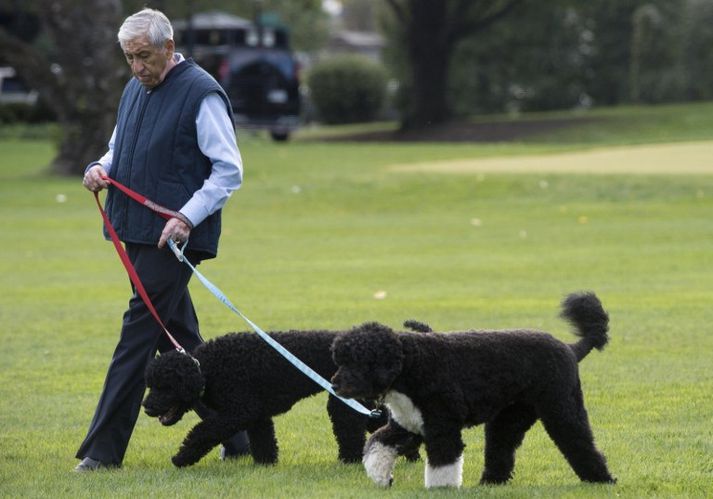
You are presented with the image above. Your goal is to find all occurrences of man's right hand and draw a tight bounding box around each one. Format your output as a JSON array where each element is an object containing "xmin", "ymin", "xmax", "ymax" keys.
[{"xmin": 83, "ymin": 164, "xmax": 110, "ymax": 192}]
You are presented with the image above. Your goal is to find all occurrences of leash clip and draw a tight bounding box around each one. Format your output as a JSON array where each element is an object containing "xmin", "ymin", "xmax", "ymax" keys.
[
  {"xmin": 177, "ymin": 348, "xmax": 200, "ymax": 368},
  {"xmin": 368, "ymin": 408, "xmax": 383, "ymax": 420},
  {"xmin": 168, "ymin": 238, "xmax": 189, "ymax": 262}
]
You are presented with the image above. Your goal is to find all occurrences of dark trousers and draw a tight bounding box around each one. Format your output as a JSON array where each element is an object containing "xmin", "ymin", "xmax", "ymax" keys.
[{"xmin": 76, "ymin": 243, "xmax": 248, "ymax": 465}]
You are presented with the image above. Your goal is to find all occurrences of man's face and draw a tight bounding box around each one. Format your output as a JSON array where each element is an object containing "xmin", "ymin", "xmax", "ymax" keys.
[{"xmin": 123, "ymin": 36, "xmax": 174, "ymax": 88}]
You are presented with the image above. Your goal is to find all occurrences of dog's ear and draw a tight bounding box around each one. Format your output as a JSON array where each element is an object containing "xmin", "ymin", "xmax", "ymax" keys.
[
  {"xmin": 373, "ymin": 323, "xmax": 404, "ymax": 389},
  {"xmin": 374, "ymin": 363, "xmax": 401, "ymax": 390},
  {"xmin": 145, "ymin": 351, "xmax": 180, "ymax": 388},
  {"xmin": 358, "ymin": 322, "xmax": 403, "ymax": 390}
]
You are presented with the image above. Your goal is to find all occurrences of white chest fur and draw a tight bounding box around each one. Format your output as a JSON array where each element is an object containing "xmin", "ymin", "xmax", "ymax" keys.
[{"xmin": 384, "ymin": 390, "xmax": 425, "ymax": 435}]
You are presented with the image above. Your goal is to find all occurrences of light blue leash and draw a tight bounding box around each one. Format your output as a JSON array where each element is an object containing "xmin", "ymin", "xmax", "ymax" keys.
[{"xmin": 168, "ymin": 239, "xmax": 379, "ymax": 418}]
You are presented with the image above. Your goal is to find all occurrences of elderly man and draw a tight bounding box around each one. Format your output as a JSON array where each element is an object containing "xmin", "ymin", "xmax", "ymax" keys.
[{"xmin": 76, "ymin": 8, "xmax": 248, "ymax": 471}]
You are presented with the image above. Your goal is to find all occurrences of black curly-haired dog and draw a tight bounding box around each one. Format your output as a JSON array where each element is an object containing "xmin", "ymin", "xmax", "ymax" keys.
[
  {"xmin": 143, "ymin": 323, "xmax": 428, "ymax": 468},
  {"xmin": 330, "ymin": 292, "xmax": 616, "ymax": 488}
]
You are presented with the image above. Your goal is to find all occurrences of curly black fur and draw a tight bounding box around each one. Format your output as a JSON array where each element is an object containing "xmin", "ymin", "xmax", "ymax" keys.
[
  {"xmin": 402, "ymin": 320, "xmax": 432, "ymax": 332},
  {"xmin": 560, "ymin": 291, "xmax": 610, "ymax": 360},
  {"xmin": 143, "ymin": 323, "xmax": 429, "ymax": 468},
  {"xmin": 330, "ymin": 292, "xmax": 616, "ymax": 488}
]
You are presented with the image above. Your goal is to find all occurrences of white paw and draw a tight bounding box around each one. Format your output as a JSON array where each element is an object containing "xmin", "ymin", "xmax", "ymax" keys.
[
  {"xmin": 363, "ymin": 439, "xmax": 398, "ymax": 487},
  {"xmin": 425, "ymin": 455, "xmax": 464, "ymax": 488}
]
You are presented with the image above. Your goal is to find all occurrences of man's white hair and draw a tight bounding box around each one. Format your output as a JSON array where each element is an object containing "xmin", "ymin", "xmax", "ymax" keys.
[{"xmin": 118, "ymin": 8, "xmax": 173, "ymax": 49}]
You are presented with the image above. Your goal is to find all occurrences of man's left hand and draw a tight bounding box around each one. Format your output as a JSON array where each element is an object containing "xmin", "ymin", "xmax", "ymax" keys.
[{"xmin": 158, "ymin": 216, "xmax": 192, "ymax": 249}]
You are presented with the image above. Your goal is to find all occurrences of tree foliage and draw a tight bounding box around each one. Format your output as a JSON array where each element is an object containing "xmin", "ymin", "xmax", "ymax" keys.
[
  {"xmin": 447, "ymin": 0, "xmax": 590, "ymax": 114},
  {"xmin": 379, "ymin": 0, "xmax": 710, "ymax": 120},
  {"xmin": 679, "ymin": 0, "xmax": 713, "ymax": 100},
  {"xmin": 629, "ymin": 4, "xmax": 680, "ymax": 103},
  {"xmin": 340, "ymin": 0, "xmax": 379, "ymax": 31}
]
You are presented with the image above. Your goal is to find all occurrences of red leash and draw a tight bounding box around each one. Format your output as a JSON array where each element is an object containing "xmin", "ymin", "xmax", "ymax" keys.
[
  {"xmin": 103, "ymin": 177, "xmax": 181, "ymax": 220},
  {"xmin": 93, "ymin": 177, "xmax": 185, "ymax": 353}
]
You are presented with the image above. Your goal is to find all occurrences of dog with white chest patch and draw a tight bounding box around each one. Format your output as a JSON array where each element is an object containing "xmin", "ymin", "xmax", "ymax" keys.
[{"xmin": 330, "ymin": 292, "xmax": 616, "ymax": 488}]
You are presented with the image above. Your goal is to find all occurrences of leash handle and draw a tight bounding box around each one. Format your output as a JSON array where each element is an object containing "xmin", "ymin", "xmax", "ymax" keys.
[
  {"xmin": 170, "ymin": 239, "xmax": 189, "ymax": 262},
  {"xmin": 93, "ymin": 190, "xmax": 186, "ymax": 353},
  {"xmin": 168, "ymin": 240, "xmax": 378, "ymax": 418}
]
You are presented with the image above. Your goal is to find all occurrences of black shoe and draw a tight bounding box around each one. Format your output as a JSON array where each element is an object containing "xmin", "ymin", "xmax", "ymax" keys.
[
  {"xmin": 73, "ymin": 457, "xmax": 118, "ymax": 472},
  {"xmin": 219, "ymin": 445, "xmax": 249, "ymax": 461},
  {"xmin": 219, "ymin": 433, "xmax": 250, "ymax": 460}
]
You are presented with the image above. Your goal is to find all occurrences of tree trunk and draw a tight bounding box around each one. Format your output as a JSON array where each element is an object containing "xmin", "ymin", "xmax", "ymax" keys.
[
  {"xmin": 0, "ymin": 0, "xmax": 125, "ymax": 175},
  {"xmin": 385, "ymin": 0, "xmax": 526, "ymax": 131},
  {"xmin": 400, "ymin": 0, "xmax": 452, "ymax": 129}
]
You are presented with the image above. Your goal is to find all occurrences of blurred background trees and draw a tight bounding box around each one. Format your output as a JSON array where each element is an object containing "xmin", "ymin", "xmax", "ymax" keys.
[
  {"xmin": 380, "ymin": 0, "xmax": 526, "ymax": 129},
  {"xmin": 380, "ymin": 0, "xmax": 690, "ymax": 118},
  {"xmin": 0, "ymin": 0, "xmax": 326, "ymax": 174},
  {"xmin": 0, "ymin": 0, "xmax": 125, "ymax": 174},
  {"xmin": 2, "ymin": 0, "xmax": 713, "ymax": 174}
]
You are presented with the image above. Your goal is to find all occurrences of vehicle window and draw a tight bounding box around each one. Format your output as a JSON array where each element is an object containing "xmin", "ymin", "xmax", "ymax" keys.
[
  {"xmin": 264, "ymin": 52, "xmax": 295, "ymax": 80},
  {"xmin": 1, "ymin": 77, "xmax": 29, "ymax": 93},
  {"xmin": 176, "ymin": 28, "xmax": 247, "ymax": 48}
]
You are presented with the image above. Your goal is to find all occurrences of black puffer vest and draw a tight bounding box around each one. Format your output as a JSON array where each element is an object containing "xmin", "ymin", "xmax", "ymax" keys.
[{"xmin": 104, "ymin": 59, "xmax": 233, "ymax": 259}]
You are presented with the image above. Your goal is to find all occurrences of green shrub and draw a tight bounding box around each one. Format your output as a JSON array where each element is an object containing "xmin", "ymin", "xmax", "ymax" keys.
[
  {"xmin": 0, "ymin": 100, "xmax": 56, "ymax": 124},
  {"xmin": 307, "ymin": 55, "xmax": 388, "ymax": 124}
]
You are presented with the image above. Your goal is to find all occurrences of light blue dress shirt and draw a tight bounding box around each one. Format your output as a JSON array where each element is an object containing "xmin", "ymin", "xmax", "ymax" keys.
[{"xmin": 96, "ymin": 54, "xmax": 243, "ymax": 228}]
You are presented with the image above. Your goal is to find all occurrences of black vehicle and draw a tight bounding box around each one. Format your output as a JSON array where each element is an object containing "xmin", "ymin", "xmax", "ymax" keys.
[
  {"xmin": 174, "ymin": 11, "xmax": 300, "ymax": 141},
  {"xmin": 0, "ymin": 66, "xmax": 38, "ymax": 105}
]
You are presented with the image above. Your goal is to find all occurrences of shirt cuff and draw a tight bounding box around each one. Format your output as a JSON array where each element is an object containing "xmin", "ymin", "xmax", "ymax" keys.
[
  {"xmin": 84, "ymin": 161, "xmax": 102, "ymax": 175},
  {"xmin": 175, "ymin": 211, "xmax": 194, "ymax": 229}
]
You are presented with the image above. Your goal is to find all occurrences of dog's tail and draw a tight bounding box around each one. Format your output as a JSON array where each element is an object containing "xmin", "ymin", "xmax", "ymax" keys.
[
  {"xmin": 560, "ymin": 291, "xmax": 610, "ymax": 362},
  {"xmin": 403, "ymin": 320, "xmax": 433, "ymax": 333}
]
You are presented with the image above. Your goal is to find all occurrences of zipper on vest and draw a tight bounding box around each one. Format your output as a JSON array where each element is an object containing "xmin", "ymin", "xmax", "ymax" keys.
[
  {"xmin": 127, "ymin": 89, "xmax": 152, "ymax": 177},
  {"xmin": 121, "ymin": 88, "xmax": 152, "ymax": 226}
]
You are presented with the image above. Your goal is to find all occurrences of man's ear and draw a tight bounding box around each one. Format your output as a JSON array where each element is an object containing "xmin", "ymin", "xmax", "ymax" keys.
[{"xmin": 164, "ymin": 38, "xmax": 175, "ymax": 59}]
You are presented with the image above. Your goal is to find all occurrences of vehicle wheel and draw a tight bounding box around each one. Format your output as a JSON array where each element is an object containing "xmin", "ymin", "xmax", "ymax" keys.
[{"xmin": 270, "ymin": 130, "xmax": 290, "ymax": 142}]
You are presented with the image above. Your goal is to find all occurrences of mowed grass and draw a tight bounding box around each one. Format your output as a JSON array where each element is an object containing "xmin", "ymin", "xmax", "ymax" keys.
[{"xmin": 1, "ymin": 102, "xmax": 713, "ymax": 497}]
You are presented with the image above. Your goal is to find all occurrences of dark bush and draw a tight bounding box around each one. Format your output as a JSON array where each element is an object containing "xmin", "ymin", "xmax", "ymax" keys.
[
  {"xmin": 0, "ymin": 100, "xmax": 56, "ymax": 124},
  {"xmin": 307, "ymin": 55, "xmax": 388, "ymax": 124}
]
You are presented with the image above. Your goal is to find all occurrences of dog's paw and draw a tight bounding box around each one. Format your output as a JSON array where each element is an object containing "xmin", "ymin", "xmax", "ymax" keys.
[
  {"xmin": 367, "ymin": 470, "xmax": 394, "ymax": 488},
  {"xmin": 363, "ymin": 440, "xmax": 398, "ymax": 487},
  {"xmin": 396, "ymin": 434, "xmax": 422, "ymax": 462},
  {"xmin": 171, "ymin": 454, "xmax": 192, "ymax": 468},
  {"xmin": 479, "ymin": 475, "xmax": 509, "ymax": 485}
]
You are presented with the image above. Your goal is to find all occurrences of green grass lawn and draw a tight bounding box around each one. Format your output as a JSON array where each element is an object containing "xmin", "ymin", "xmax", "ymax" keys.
[{"xmin": 1, "ymin": 103, "xmax": 712, "ymax": 497}]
